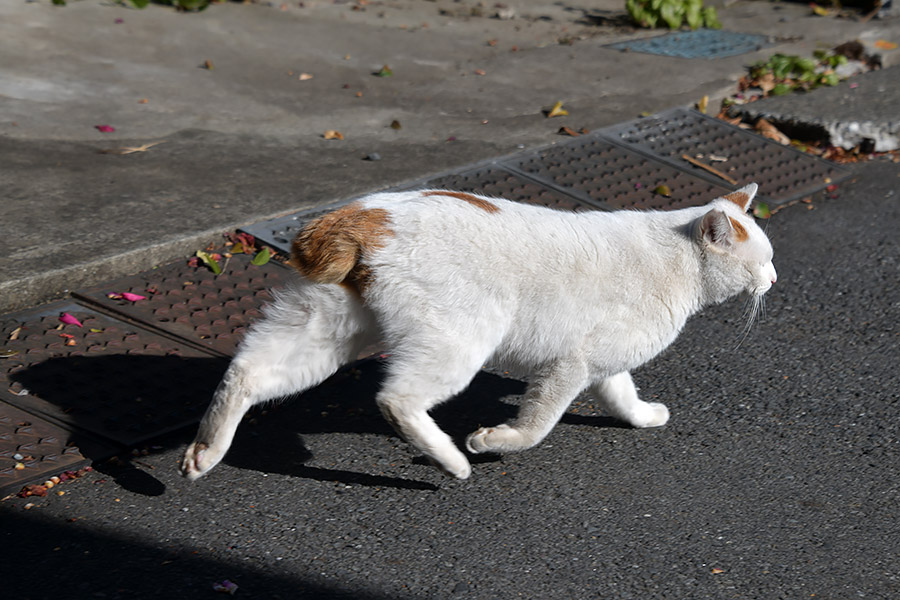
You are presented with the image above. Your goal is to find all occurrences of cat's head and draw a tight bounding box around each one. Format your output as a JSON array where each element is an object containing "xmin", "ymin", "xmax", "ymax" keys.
[{"xmin": 695, "ymin": 183, "xmax": 777, "ymax": 305}]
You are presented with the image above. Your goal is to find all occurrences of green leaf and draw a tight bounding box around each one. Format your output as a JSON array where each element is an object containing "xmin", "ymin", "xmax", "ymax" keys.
[
  {"xmin": 771, "ymin": 83, "xmax": 793, "ymax": 96},
  {"xmin": 753, "ymin": 202, "xmax": 771, "ymax": 219},
  {"xmin": 821, "ymin": 72, "xmax": 840, "ymax": 86},
  {"xmin": 660, "ymin": 2, "xmax": 682, "ymax": 29},
  {"xmin": 795, "ymin": 58, "xmax": 817, "ymax": 75},
  {"xmin": 130, "ymin": 0, "xmax": 151, "ymax": 7},
  {"xmin": 654, "ymin": 184, "xmax": 672, "ymax": 197},
  {"xmin": 686, "ymin": 3, "xmax": 703, "ymax": 29},
  {"xmin": 52, "ymin": 0, "xmax": 66, "ymax": 5},
  {"xmin": 250, "ymin": 247, "xmax": 271, "ymax": 266},
  {"xmin": 196, "ymin": 250, "xmax": 222, "ymax": 275},
  {"xmin": 376, "ymin": 65, "xmax": 393, "ymax": 77},
  {"xmin": 702, "ymin": 6, "xmax": 721, "ymax": 29}
]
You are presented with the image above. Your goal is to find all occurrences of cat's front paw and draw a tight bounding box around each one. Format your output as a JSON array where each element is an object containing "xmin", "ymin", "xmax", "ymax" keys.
[
  {"xmin": 181, "ymin": 441, "xmax": 224, "ymax": 481},
  {"xmin": 629, "ymin": 402, "xmax": 670, "ymax": 428},
  {"xmin": 466, "ymin": 424, "xmax": 524, "ymax": 453}
]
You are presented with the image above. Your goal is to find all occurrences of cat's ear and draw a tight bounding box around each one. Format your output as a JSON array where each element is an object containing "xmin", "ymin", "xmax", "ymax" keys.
[
  {"xmin": 721, "ymin": 183, "xmax": 758, "ymax": 212},
  {"xmin": 699, "ymin": 209, "xmax": 736, "ymax": 248}
]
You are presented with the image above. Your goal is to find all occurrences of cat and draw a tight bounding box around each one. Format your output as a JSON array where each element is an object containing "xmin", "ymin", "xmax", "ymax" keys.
[{"xmin": 182, "ymin": 183, "xmax": 776, "ymax": 480}]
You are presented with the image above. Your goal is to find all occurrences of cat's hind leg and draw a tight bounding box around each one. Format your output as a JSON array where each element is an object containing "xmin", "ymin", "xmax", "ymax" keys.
[
  {"xmin": 466, "ymin": 358, "xmax": 589, "ymax": 454},
  {"xmin": 181, "ymin": 282, "xmax": 377, "ymax": 480},
  {"xmin": 591, "ymin": 371, "xmax": 669, "ymax": 428},
  {"xmin": 376, "ymin": 347, "xmax": 492, "ymax": 479}
]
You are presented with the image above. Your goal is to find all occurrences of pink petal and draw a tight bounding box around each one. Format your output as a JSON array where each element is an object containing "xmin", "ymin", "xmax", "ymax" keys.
[
  {"xmin": 59, "ymin": 313, "xmax": 83, "ymax": 328},
  {"xmin": 121, "ymin": 292, "xmax": 147, "ymax": 302},
  {"xmin": 95, "ymin": 125, "xmax": 116, "ymax": 133}
]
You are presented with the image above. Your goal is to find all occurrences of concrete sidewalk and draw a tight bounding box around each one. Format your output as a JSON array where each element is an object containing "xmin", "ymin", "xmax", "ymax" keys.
[{"xmin": 1, "ymin": 0, "xmax": 898, "ymax": 312}]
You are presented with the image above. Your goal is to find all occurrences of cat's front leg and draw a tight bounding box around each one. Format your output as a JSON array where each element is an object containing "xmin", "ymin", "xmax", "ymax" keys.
[
  {"xmin": 467, "ymin": 358, "xmax": 589, "ymax": 454},
  {"xmin": 591, "ymin": 371, "xmax": 669, "ymax": 428}
]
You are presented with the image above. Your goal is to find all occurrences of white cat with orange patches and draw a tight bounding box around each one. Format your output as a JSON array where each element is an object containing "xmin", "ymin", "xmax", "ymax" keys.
[{"xmin": 182, "ymin": 184, "xmax": 776, "ymax": 480}]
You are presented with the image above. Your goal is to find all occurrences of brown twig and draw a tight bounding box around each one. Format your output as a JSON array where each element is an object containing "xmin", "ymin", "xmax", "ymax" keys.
[{"xmin": 680, "ymin": 154, "xmax": 738, "ymax": 185}]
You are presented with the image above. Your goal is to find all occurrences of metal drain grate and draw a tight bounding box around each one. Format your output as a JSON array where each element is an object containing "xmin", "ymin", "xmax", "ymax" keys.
[
  {"xmin": 599, "ymin": 108, "xmax": 852, "ymax": 204},
  {"xmin": 0, "ymin": 402, "xmax": 93, "ymax": 497},
  {"xmin": 1, "ymin": 302, "xmax": 227, "ymax": 447},
  {"xmin": 504, "ymin": 135, "xmax": 732, "ymax": 210},
  {"xmin": 608, "ymin": 29, "xmax": 773, "ymax": 59},
  {"xmin": 74, "ymin": 254, "xmax": 292, "ymax": 356},
  {"xmin": 240, "ymin": 203, "xmax": 350, "ymax": 255},
  {"xmin": 419, "ymin": 166, "xmax": 596, "ymax": 212}
]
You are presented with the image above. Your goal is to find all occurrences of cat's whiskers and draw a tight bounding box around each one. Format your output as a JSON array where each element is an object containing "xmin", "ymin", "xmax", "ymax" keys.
[{"xmin": 735, "ymin": 293, "xmax": 762, "ymax": 349}]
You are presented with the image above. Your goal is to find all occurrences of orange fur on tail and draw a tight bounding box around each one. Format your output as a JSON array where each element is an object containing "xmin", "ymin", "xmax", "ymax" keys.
[{"xmin": 290, "ymin": 203, "xmax": 393, "ymax": 294}]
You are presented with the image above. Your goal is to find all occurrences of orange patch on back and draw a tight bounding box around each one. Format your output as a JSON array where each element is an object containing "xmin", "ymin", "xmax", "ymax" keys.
[
  {"xmin": 728, "ymin": 217, "xmax": 749, "ymax": 242},
  {"xmin": 723, "ymin": 191, "xmax": 750, "ymax": 210},
  {"xmin": 290, "ymin": 202, "xmax": 393, "ymax": 294},
  {"xmin": 423, "ymin": 190, "xmax": 500, "ymax": 213}
]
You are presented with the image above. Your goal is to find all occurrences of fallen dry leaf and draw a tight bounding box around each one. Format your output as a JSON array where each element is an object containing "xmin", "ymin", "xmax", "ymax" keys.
[
  {"xmin": 390, "ymin": 120, "xmax": 401, "ymax": 130},
  {"xmin": 474, "ymin": 68, "xmax": 486, "ymax": 76},
  {"xmin": 755, "ymin": 118, "xmax": 790, "ymax": 145},
  {"xmin": 697, "ymin": 95, "xmax": 709, "ymax": 114},
  {"xmin": 9, "ymin": 326, "xmax": 21, "ymax": 341},
  {"xmin": 546, "ymin": 101, "xmax": 568, "ymax": 118},
  {"xmin": 100, "ymin": 140, "xmax": 166, "ymax": 155},
  {"xmin": 299, "ymin": 73, "xmax": 314, "ymax": 81},
  {"xmin": 324, "ymin": 130, "xmax": 344, "ymax": 140},
  {"xmin": 874, "ymin": 40, "xmax": 898, "ymax": 50},
  {"xmin": 558, "ymin": 126, "xmax": 580, "ymax": 137},
  {"xmin": 203, "ymin": 59, "xmax": 214, "ymax": 70}
]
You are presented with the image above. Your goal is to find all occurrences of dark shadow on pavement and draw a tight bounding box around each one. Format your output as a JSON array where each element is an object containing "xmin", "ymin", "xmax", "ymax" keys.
[{"xmin": 0, "ymin": 508, "xmax": 395, "ymax": 600}]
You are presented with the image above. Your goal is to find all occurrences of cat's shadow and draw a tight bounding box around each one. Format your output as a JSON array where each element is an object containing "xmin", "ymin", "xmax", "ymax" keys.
[{"xmin": 10, "ymin": 355, "xmax": 623, "ymax": 493}]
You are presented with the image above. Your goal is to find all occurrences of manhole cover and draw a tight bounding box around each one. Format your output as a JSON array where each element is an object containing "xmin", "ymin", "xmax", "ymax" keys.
[
  {"xmin": 1, "ymin": 302, "xmax": 227, "ymax": 447},
  {"xmin": 599, "ymin": 108, "xmax": 851, "ymax": 203},
  {"xmin": 419, "ymin": 166, "xmax": 595, "ymax": 212},
  {"xmin": 0, "ymin": 402, "xmax": 95, "ymax": 498},
  {"xmin": 503, "ymin": 135, "xmax": 731, "ymax": 210},
  {"xmin": 608, "ymin": 29, "xmax": 773, "ymax": 59},
  {"xmin": 74, "ymin": 254, "xmax": 292, "ymax": 356}
]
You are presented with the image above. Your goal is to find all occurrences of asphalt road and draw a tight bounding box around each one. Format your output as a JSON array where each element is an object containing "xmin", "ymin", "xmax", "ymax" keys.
[{"xmin": 3, "ymin": 159, "xmax": 899, "ymax": 599}]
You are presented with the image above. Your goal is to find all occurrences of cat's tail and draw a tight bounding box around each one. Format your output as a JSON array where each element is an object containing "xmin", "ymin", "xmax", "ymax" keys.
[{"xmin": 289, "ymin": 202, "xmax": 393, "ymax": 295}]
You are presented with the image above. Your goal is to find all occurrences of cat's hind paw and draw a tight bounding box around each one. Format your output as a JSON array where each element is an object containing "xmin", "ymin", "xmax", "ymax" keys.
[{"xmin": 181, "ymin": 441, "xmax": 223, "ymax": 481}]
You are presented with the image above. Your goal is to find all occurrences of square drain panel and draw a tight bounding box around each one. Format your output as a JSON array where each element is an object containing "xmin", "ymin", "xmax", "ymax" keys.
[
  {"xmin": 608, "ymin": 29, "xmax": 772, "ymax": 59},
  {"xmin": 0, "ymin": 402, "xmax": 97, "ymax": 498},
  {"xmin": 599, "ymin": 108, "xmax": 851, "ymax": 204},
  {"xmin": 240, "ymin": 202, "xmax": 351, "ymax": 255},
  {"xmin": 503, "ymin": 135, "xmax": 732, "ymax": 210},
  {"xmin": 418, "ymin": 166, "xmax": 597, "ymax": 212},
  {"xmin": 0, "ymin": 302, "xmax": 227, "ymax": 447},
  {"xmin": 74, "ymin": 254, "xmax": 292, "ymax": 356}
]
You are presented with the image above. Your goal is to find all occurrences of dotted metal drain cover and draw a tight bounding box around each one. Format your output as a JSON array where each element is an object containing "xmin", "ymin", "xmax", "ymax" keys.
[
  {"xmin": 240, "ymin": 203, "xmax": 350, "ymax": 255},
  {"xmin": 504, "ymin": 135, "xmax": 732, "ymax": 210},
  {"xmin": 73, "ymin": 254, "xmax": 292, "ymax": 356},
  {"xmin": 0, "ymin": 402, "xmax": 93, "ymax": 497},
  {"xmin": 599, "ymin": 108, "xmax": 851, "ymax": 204},
  {"xmin": 608, "ymin": 29, "xmax": 773, "ymax": 59},
  {"xmin": 0, "ymin": 302, "xmax": 227, "ymax": 446},
  {"xmin": 419, "ymin": 166, "xmax": 596, "ymax": 212}
]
